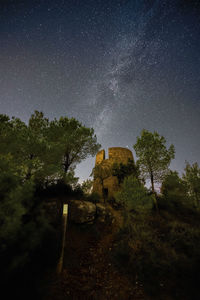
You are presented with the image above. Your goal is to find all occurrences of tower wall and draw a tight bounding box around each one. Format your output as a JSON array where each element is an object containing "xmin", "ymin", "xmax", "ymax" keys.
[
  {"xmin": 108, "ymin": 147, "xmax": 133, "ymax": 164},
  {"xmin": 95, "ymin": 149, "xmax": 105, "ymax": 165},
  {"xmin": 93, "ymin": 147, "xmax": 134, "ymax": 201}
]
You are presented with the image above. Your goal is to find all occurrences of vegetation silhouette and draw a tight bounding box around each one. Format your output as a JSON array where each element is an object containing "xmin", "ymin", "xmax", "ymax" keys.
[{"xmin": 1, "ymin": 113, "xmax": 200, "ymax": 300}]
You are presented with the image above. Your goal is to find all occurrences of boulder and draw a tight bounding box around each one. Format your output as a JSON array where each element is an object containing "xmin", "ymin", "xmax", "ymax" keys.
[
  {"xmin": 69, "ymin": 200, "xmax": 96, "ymax": 224},
  {"xmin": 96, "ymin": 203, "xmax": 115, "ymax": 224},
  {"xmin": 96, "ymin": 203, "xmax": 107, "ymax": 223}
]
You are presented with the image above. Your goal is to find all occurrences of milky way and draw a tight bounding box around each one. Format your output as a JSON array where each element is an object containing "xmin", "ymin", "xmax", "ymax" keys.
[{"xmin": 0, "ymin": 0, "xmax": 200, "ymax": 181}]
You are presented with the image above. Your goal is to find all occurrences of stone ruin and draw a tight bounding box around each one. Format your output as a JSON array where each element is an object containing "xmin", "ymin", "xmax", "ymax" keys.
[{"xmin": 93, "ymin": 147, "xmax": 134, "ymax": 200}]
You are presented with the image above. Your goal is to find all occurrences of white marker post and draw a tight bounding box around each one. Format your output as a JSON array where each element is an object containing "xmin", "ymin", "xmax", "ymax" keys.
[{"xmin": 57, "ymin": 204, "xmax": 68, "ymax": 274}]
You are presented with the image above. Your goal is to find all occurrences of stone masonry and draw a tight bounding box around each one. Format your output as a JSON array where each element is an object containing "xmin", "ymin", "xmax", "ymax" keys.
[{"xmin": 93, "ymin": 147, "xmax": 134, "ymax": 200}]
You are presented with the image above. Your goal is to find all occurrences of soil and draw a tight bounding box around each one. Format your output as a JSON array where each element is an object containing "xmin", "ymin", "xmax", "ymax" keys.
[{"xmin": 45, "ymin": 209, "xmax": 146, "ymax": 300}]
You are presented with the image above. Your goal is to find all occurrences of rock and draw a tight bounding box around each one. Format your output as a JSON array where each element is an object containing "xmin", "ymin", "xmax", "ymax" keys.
[
  {"xmin": 68, "ymin": 200, "xmax": 116, "ymax": 224},
  {"xmin": 96, "ymin": 203, "xmax": 107, "ymax": 223},
  {"xmin": 96, "ymin": 203, "xmax": 115, "ymax": 224},
  {"xmin": 69, "ymin": 200, "xmax": 96, "ymax": 224}
]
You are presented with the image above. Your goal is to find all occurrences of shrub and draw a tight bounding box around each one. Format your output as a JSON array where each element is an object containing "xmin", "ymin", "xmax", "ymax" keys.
[
  {"xmin": 85, "ymin": 192, "xmax": 101, "ymax": 204},
  {"xmin": 115, "ymin": 175, "xmax": 153, "ymax": 214},
  {"xmin": 112, "ymin": 209, "xmax": 200, "ymax": 298}
]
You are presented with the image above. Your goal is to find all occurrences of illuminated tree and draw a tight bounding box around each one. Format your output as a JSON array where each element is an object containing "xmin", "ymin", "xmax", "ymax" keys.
[
  {"xmin": 0, "ymin": 112, "xmax": 100, "ymax": 185},
  {"xmin": 134, "ymin": 129, "xmax": 175, "ymax": 194},
  {"xmin": 48, "ymin": 117, "xmax": 101, "ymax": 177}
]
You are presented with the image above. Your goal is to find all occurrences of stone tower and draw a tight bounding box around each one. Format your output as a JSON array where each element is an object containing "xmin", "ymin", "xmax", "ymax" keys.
[{"xmin": 93, "ymin": 147, "xmax": 134, "ymax": 200}]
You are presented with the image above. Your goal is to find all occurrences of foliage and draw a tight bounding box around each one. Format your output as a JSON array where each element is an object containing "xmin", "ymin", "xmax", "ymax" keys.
[
  {"xmin": 85, "ymin": 192, "xmax": 101, "ymax": 204},
  {"xmin": 0, "ymin": 112, "xmax": 57, "ymax": 184},
  {"xmin": 113, "ymin": 206, "xmax": 200, "ymax": 299},
  {"xmin": 183, "ymin": 162, "xmax": 200, "ymax": 208},
  {"xmin": 161, "ymin": 170, "xmax": 188, "ymax": 208},
  {"xmin": 115, "ymin": 175, "xmax": 153, "ymax": 215},
  {"xmin": 0, "ymin": 111, "xmax": 100, "ymax": 283},
  {"xmin": 113, "ymin": 164, "xmax": 200, "ymax": 299},
  {"xmin": 0, "ymin": 111, "xmax": 100, "ymax": 186},
  {"xmin": 62, "ymin": 167, "xmax": 79, "ymax": 187},
  {"xmin": 48, "ymin": 116, "xmax": 101, "ymax": 176},
  {"xmin": 134, "ymin": 129, "xmax": 175, "ymax": 193},
  {"xmin": 81, "ymin": 179, "xmax": 93, "ymax": 195},
  {"xmin": 0, "ymin": 156, "xmax": 55, "ymax": 278},
  {"xmin": 112, "ymin": 159, "xmax": 139, "ymax": 184},
  {"xmin": 0, "ymin": 157, "xmax": 28, "ymax": 245}
]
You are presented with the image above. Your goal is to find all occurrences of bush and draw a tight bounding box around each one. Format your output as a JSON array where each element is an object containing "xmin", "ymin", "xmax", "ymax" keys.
[
  {"xmin": 85, "ymin": 192, "xmax": 101, "ymax": 204},
  {"xmin": 0, "ymin": 157, "xmax": 57, "ymax": 286},
  {"xmin": 112, "ymin": 209, "xmax": 200, "ymax": 299},
  {"xmin": 115, "ymin": 175, "xmax": 153, "ymax": 213}
]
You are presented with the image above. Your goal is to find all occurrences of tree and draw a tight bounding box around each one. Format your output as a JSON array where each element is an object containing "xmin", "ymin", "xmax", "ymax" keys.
[
  {"xmin": 23, "ymin": 111, "xmax": 55, "ymax": 183},
  {"xmin": 0, "ymin": 112, "xmax": 100, "ymax": 186},
  {"xmin": 48, "ymin": 117, "xmax": 101, "ymax": 178},
  {"xmin": 115, "ymin": 175, "xmax": 153, "ymax": 217},
  {"xmin": 0, "ymin": 112, "xmax": 54, "ymax": 184},
  {"xmin": 0, "ymin": 111, "xmax": 101, "ymax": 281},
  {"xmin": 81, "ymin": 179, "xmax": 93, "ymax": 195},
  {"xmin": 0, "ymin": 155, "xmax": 54, "ymax": 278},
  {"xmin": 161, "ymin": 170, "xmax": 187, "ymax": 205},
  {"xmin": 134, "ymin": 129, "xmax": 175, "ymax": 194},
  {"xmin": 112, "ymin": 159, "xmax": 139, "ymax": 185},
  {"xmin": 0, "ymin": 115, "xmax": 25, "ymax": 161},
  {"xmin": 183, "ymin": 162, "xmax": 200, "ymax": 208}
]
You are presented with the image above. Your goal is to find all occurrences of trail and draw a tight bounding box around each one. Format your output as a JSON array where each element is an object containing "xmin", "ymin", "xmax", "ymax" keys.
[{"xmin": 46, "ymin": 208, "xmax": 145, "ymax": 300}]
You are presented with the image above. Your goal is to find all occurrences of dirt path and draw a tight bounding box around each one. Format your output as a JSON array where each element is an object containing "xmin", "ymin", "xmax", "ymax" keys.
[{"xmin": 46, "ymin": 211, "xmax": 145, "ymax": 300}]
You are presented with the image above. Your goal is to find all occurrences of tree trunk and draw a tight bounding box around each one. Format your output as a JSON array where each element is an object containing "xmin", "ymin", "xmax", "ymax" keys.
[
  {"xmin": 150, "ymin": 172, "xmax": 155, "ymax": 193},
  {"xmin": 194, "ymin": 192, "xmax": 199, "ymax": 208},
  {"xmin": 25, "ymin": 154, "xmax": 34, "ymax": 180},
  {"xmin": 150, "ymin": 172, "xmax": 158, "ymax": 211},
  {"xmin": 63, "ymin": 152, "xmax": 71, "ymax": 174}
]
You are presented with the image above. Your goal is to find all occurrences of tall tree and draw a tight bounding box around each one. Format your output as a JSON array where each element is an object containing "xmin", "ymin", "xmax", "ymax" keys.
[
  {"xmin": 0, "ymin": 112, "xmax": 100, "ymax": 185},
  {"xmin": 24, "ymin": 111, "xmax": 52, "ymax": 182},
  {"xmin": 0, "ymin": 111, "xmax": 100, "ymax": 278},
  {"xmin": 0, "ymin": 112, "xmax": 52, "ymax": 182},
  {"xmin": 183, "ymin": 162, "xmax": 200, "ymax": 208},
  {"xmin": 134, "ymin": 129, "xmax": 175, "ymax": 194},
  {"xmin": 48, "ymin": 117, "xmax": 101, "ymax": 178}
]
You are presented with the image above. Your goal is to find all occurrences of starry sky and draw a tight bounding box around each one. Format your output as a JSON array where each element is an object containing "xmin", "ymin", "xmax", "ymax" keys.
[{"xmin": 0, "ymin": 0, "xmax": 200, "ymax": 182}]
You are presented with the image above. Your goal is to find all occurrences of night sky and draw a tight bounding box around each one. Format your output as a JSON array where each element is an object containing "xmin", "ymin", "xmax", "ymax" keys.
[{"xmin": 0, "ymin": 0, "xmax": 200, "ymax": 182}]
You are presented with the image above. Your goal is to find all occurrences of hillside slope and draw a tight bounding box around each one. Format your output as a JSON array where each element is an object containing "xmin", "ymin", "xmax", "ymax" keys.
[{"xmin": 46, "ymin": 208, "xmax": 145, "ymax": 300}]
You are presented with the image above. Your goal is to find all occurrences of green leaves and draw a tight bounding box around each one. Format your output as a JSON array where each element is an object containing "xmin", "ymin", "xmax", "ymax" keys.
[
  {"xmin": 183, "ymin": 162, "xmax": 200, "ymax": 207},
  {"xmin": 0, "ymin": 111, "xmax": 100, "ymax": 185},
  {"xmin": 0, "ymin": 157, "xmax": 33, "ymax": 245},
  {"xmin": 134, "ymin": 129, "xmax": 175, "ymax": 192},
  {"xmin": 48, "ymin": 116, "xmax": 101, "ymax": 175},
  {"xmin": 0, "ymin": 111, "xmax": 100, "ymax": 276},
  {"xmin": 115, "ymin": 175, "xmax": 153, "ymax": 213},
  {"xmin": 161, "ymin": 171, "xmax": 187, "ymax": 198},
  {"xmin": 112, "ymin": 159, "xmax": 139, "ymax": 184}
]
